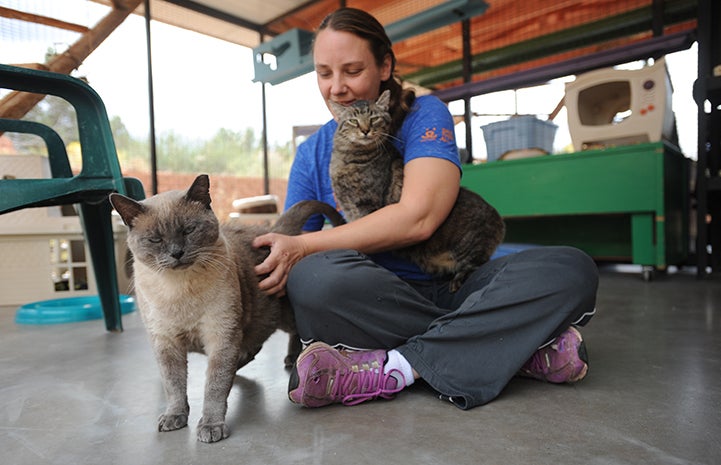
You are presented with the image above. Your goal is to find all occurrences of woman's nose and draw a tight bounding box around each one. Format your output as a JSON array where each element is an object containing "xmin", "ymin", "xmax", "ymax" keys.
[{"xmin": 330, "ymin": 76, "xmax": 347, "ymax": 95}]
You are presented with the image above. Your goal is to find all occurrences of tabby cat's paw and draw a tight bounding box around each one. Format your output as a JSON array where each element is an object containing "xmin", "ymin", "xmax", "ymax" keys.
[
  {"xmin": 158, "ymin": 413, "xmax": 188, "ymax": 432},
  {"xmin": 197, "ymin": 418, "xmax": 229, "ymax": 443}
]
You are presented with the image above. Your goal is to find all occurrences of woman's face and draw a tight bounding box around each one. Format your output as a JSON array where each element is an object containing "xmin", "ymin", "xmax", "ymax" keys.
[{"xmin": 313, "ymin": 28, "xmax": 392, "ymax": 118}]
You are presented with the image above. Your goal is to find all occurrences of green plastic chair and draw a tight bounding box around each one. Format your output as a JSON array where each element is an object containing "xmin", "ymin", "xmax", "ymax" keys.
[{"xmin": 0, "ymin": 63, "xmax": 145, "ymax": 332}]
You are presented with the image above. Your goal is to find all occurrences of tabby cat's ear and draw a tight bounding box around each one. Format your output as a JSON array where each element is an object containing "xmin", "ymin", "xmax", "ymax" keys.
[
  {"xmin": 376, "ymin": 89, "xmax": 391, "ymax": 110},
  {"xmin": 186, "ymin": 174, "xmax": 212, "ymax": 209},
  {"xmin": 109, "ymin": 193, "xmax": 146, "ymax": 228},
  {"xmin": 328, "ymin": 99, "xmax": 347, "ymax": 120}
]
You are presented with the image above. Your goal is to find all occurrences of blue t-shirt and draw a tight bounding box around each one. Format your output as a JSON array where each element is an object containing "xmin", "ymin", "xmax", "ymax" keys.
[{"xmin": 285, "ymin": 94, "xmax": 461, "ymax": 280}]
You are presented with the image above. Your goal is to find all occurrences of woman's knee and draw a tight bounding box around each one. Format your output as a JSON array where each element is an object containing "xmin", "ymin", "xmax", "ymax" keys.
[
  {"xmin": 556, "ymin": 246, "xmax": 598, "ymax": 293},
  {"xmin": 519, "ymin": 246, "xmax": 598, "ymax": 302},
  {"xmin": 542, "ymin": 247, "xmax": 599, "ymax": 317}
]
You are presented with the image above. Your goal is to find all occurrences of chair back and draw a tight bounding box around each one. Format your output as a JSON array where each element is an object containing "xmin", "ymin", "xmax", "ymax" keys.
[{"xmin": 0, "ymin": 63, "xmax": 128, "ymax": 214}]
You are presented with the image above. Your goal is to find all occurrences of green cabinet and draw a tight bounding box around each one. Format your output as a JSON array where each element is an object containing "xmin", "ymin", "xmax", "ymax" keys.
[{"xmin": 461, "ymin": 142, "xmax": 690, "ymax": 270}]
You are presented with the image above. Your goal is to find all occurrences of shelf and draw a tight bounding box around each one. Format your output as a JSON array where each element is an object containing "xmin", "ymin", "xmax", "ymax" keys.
[{"xmin": 461, "ymin": 142, "xmax": 690, "ymax": 268}]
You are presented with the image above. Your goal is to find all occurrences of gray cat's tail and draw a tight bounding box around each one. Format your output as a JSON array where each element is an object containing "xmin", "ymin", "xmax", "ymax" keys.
[{"xmin": 272, "ymin": 200, "xmax": 345, "ymax": 235}]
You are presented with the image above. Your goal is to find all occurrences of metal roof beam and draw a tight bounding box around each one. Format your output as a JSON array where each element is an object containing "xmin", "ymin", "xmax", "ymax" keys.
[
  {"xmin": 433, "ymin": 30, "xmax": 696, "ymax": 102},
  {"xmin": 164, "ymin": 0, "xmax": 264, "ymax": 31}
]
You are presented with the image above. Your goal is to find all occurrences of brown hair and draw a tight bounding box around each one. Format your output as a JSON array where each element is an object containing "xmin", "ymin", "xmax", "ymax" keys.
[{"xmin": 315, "ymin": 7, "xmax": 416, "ymax": 135}]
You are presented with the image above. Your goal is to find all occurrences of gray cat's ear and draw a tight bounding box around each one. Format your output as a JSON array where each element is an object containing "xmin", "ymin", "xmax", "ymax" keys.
[
  {"xmin": 376, "ymin": 89, "xmax": 391, "ymax": 109},
  {"xmin": 109, "ymin": 193, "xmax": 146, "ymax": 228},
  {"xmin": 186, "ymin": 174, "xmax": 212, "ymax": 209}
]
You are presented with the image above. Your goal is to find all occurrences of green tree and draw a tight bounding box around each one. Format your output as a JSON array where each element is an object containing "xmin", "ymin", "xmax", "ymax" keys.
[
  {"xmin": 7, "ymin": 96, "xmax": 78, "ymax": 155},
  {"xmin": 109, "ymin": 115, "xmax": 132, "ymax": 149},
  {"xmin": 5, "ymin": 95, "xmax": 292, "ymax": 181},
  {"xmin": 200, "ymin": 127, "xmax": 250, "ymax": 174},
  {"xmin": 156, "ymin": 130, "xmax": 197, "ymax": 172}
]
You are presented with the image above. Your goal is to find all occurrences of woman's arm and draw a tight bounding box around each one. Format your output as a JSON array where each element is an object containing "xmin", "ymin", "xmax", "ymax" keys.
[{"xmin": 253, "ymin": 156, "xmax": 460, "ymax": 294}]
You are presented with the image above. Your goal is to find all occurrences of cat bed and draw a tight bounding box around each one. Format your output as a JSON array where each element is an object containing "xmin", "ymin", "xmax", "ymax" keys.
[{"xmin": 15, "ymin": 295, "xmax": 136, "ymax": 325}]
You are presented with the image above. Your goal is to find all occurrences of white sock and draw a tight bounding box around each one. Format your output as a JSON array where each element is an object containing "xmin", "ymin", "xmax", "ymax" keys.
[{"xmin": 384, "ymin": 349, "xmax": 415, "ymax": 388}]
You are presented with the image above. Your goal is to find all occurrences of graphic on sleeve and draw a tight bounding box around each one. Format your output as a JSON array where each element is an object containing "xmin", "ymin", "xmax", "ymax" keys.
[
  {"xmin": 420, "ymin": 127, "xmax": 455, "ymax": 144},
  {"xmin": 420, "ymin": 127, "xmax": 438, "ymax": 142},
  {"xmin": 440, "ymin": 128, "xmax": 455, "ymax": 143}
]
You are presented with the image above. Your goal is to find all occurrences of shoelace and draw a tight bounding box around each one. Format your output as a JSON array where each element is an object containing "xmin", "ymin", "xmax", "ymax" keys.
[
  {"xmin": 523, "ymin": 350, "xmax": 553, "ymax": 375},
  {"xmin": 331, "ymin": 366, "xmax": 406, "ymax": 406}
]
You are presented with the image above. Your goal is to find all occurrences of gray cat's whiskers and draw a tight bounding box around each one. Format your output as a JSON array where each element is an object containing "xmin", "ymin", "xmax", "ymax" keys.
[{"xmin": 195, "ymin": 253, "xmax": 232, "ymax": 275}]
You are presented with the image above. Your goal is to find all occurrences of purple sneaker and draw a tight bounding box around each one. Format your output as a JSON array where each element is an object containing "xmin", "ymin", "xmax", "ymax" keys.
[
  {"xmin": 288, "ymin": 342, "xmax": 405, "ymax": 407},
  {"xmin": 519, "ymin": 326, "xmax": 588, "ymax": 383}
]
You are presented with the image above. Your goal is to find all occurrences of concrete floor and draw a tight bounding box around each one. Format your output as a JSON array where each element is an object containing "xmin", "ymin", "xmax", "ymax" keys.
[{"xmin": 1, "ymin": 266, "xmax": 720, "ymax": 465}]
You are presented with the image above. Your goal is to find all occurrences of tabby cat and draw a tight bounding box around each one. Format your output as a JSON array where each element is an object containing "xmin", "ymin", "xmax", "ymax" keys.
[
  {"xmin": 109, "ymin": 174, "xmax": 342, "ymax": 443},
  {"xmin": 329, "ymin": 90, "xmax": 506, "ymax": 292}
]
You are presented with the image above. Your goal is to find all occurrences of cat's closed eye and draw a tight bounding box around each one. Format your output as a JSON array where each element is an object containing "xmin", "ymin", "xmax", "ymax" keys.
[
  {"xmin": 183, "ymin": 226, "xmax": 196, "ymax": 235},
  {"xmin": 147, "ymin": 236, "xmax": 163, "ymax": 244}
]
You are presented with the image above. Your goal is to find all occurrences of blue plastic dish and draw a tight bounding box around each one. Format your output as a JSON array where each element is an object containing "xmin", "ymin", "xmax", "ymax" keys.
[{"xmin": 15, "ymin": 295, "xmax": 136, "ymax": 325}]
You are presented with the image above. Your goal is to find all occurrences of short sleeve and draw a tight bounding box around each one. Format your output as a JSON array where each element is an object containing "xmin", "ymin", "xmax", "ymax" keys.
[{"xmin": 396, "ymin": 95, "xmax": 461, "ymax": 170}]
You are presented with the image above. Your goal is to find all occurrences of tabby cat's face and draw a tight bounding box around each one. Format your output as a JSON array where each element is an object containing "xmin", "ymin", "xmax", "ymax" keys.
[
  {"xmin": 331, "ymin": 90, "xmax": 392, "ymax": 148},
  {"xmin": 335, "ymin": 101, "xmax": 391, "ymax": 147}
]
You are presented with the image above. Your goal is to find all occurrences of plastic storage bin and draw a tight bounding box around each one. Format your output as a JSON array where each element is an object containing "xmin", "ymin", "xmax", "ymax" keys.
[
  {"xmin": 481, "ymin": 115, "xmax": 558, "ymax": 162},
  {"xmin": 0, "ymin": 155, "xmax": 131, "ymax": 306}
]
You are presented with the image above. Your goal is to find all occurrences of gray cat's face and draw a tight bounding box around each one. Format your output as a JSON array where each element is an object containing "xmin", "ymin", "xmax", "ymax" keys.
[
  {"xmin": 130, "ymin": 198, "xmax": 219, "ymax": 271},
  {"xmin": 111, "ymin": 175, "xmax": 220, "ymax": 271}
]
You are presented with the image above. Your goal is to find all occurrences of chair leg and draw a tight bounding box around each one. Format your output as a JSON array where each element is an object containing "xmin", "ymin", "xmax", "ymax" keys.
[{"xmin": 79, "ymin": 200, "xmax": 123, "ymax": 332}]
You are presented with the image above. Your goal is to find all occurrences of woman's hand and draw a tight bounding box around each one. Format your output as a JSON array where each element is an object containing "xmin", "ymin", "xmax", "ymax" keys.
[
  {"xmin": 253, "ymin": 232, "xmax": 309, "ymax": 296},
  {"xmin": 251, "ymin": 158, "xmax": 459, "ymax": 296}
]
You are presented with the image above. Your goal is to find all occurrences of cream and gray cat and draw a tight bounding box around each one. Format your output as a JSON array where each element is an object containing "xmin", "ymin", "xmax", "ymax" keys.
[
  {"xmin": 329, "ymin": 90, "xmax": 506, "ymax": 292},
  {"xmin": 109, "ymin": 174, "xmax": 342, "ymax": 443}
]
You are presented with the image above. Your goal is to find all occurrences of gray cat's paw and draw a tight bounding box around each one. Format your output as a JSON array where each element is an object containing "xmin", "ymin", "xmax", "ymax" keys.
[
  {"xmin": 197, "ymin": 418, "xmax": 229, "ymax": 443},
  {"xmin": 158, "ymin": 413, "xmax": 188, "ymax": 432},
  {"xmin": 285, "ymin": 335, "xmax": 302, "ymax": 368}
]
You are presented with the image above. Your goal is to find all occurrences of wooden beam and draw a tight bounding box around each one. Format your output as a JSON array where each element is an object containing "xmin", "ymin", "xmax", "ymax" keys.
[
  {"xmin": 0, "ymin": 5, "xmax": 90, "ymax": 34},
  {"xmin": 0, "ymin": 0, "xmax": 143, "ymax": 120}
]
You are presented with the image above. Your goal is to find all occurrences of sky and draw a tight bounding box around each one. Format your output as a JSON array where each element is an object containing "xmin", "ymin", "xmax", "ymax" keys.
[
  {"xmin": 0, "ymin": 0, "xmax": 332, "ymax": 145},
  {"xmin": 76, "ymin": 15, "xmax": 332, "ymax": 145},
  {"xmin": 0, "ymin": 0, "xmax": 700, "ymax": 159}
]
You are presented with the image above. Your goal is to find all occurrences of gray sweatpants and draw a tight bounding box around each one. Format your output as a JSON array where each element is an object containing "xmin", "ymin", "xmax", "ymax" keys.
[{"xmin": 286, "ymin": 246, "xmax": 598, "ymax": 409}]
